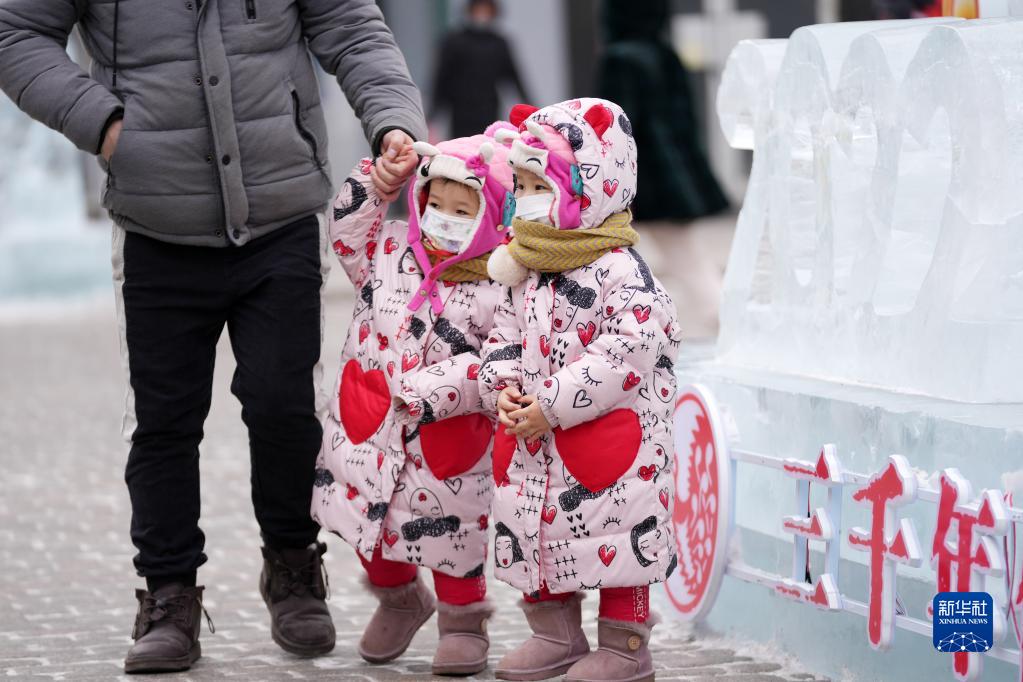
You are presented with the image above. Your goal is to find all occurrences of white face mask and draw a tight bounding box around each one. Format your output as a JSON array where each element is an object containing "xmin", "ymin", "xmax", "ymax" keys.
[
  {"xmin": 515, "ymin": 193, "xmax": 555, "ymax": 225},
  {"xmin": 420, "ymin": 206, "xmax": 477, "ymax": 253}
]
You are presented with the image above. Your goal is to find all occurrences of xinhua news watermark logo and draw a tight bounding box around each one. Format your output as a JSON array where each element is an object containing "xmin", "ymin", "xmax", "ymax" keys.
[{"xmin": 932, "ymin": 592, "xmax": 994, "ymax": 654}]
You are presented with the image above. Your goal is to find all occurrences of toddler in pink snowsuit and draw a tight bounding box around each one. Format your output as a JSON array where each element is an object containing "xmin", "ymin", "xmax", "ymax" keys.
[
  {"xmin": 312, "ymin": 126, "xmax": 515, "ymax": 676},
  {"xmin": 479, "ymin": 99, "xmax": 682, "ymax": 682}
]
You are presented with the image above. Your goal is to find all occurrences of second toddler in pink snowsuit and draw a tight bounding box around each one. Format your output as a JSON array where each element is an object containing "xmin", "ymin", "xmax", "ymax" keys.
[{"xmin": 480, "ymin": 99, "xmax": 682, "ymax": 682}]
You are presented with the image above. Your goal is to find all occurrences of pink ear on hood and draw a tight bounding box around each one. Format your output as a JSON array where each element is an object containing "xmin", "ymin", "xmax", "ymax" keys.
[
  {"xmin": 510, "ymin": 104, "xmax": 540, "ymax": 128},
  {"xmin": 583, "ymin": 103, "xmax": 613, "ymax": 140}
]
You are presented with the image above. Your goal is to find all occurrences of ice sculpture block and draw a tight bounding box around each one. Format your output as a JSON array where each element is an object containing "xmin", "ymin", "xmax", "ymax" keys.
[
  {"xmin": 663, "ymin": 19, "xmax": 1023, "ymax": 680},
  {"xmin": 715, "ymin": 17, "xmax": 1023, "ymax": 402},
  {"xmin": 715, "ymin": 39, "xmax": 787, "ymax": 150}
]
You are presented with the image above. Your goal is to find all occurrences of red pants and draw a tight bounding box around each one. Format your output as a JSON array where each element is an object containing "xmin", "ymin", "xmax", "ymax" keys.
[
  {"xmin": 359, "ymin": 544, "xmax": 486, "ymax": 606},
  {"xmin": 525, "ymin": 584, "xmax": 650, "ymax": 622}
]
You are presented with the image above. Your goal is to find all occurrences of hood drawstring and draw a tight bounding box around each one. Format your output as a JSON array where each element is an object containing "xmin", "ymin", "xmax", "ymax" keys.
[{"xmin": 112, "ymin": 0, "xmax": 120, "ymax": 87}]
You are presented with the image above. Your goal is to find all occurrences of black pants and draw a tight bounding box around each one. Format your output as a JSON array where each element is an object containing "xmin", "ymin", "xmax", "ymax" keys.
[{"xmin": 119, "ymin": 215, "xmax": 324, "ymax": 584}]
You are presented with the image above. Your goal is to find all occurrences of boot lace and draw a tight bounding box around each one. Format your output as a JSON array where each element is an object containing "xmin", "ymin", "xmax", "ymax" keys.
[
  {"xmin": 133, "ymin": 591, "xmax": 215, "ymax": 640},
  {"xmin": 270, "ymin": 555, "xmax": 331, "ymax": 601}
]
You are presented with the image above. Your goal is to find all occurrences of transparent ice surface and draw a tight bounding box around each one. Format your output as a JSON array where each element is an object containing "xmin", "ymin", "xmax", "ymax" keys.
[{"xmin": 715, "ymin": 18, "xmax": 1023, "ymax": 403}]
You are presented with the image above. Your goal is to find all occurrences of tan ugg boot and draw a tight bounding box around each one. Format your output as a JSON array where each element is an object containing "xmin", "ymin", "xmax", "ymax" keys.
[
  {"xmin": 431, "ymin": 600, "xmax": 493, "ymax": 676},
  {"xmin": 564, "ymin": 616, "xmax": 656, "ymax": 682},
  {"xmin": 495, "ymin": 594, "xmax": 590, "ymax": 681},
  {"xmin": 358, "ymin": 576, "xmax": 436, "ymax": 663}
]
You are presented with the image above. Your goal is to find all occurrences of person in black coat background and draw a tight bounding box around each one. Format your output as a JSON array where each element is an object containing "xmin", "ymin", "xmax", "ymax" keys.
[
  {"xmin": 431, "ymin": 0, "xmax": 531, "ymax": 138},
  {"xmin": 597, "ymin": 0, "xmax": 729, "ymax": 222}
]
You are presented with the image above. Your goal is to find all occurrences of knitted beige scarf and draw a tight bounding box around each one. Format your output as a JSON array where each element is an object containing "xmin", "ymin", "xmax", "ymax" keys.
[{"xmin": 506, "ymin": 210, "xmax": 638, "ymax": 273}]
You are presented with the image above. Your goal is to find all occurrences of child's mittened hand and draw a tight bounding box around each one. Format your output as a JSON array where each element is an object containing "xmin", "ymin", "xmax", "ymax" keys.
[
  {"xmin": 497, "ymin": 385, "xmax": 523, "ymax": 429},
  {"xmin": 507, "ymin": 395, "xmax": 552, "ymax": 440}
]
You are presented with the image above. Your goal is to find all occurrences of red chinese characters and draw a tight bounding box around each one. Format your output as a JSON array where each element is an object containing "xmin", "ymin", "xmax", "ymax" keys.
[
  {"xmin": 848, "ymin": 455, "xmax": 923, "ymax": 649},
  {"xmin": 930, "ymin": 469, "xmax": 1008, "ymax": 680}
]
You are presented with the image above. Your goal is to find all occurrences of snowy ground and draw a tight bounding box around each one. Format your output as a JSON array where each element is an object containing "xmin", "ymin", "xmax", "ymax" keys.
[{"xmin": 0, "ymin": 215, "xmax": 831, "ymax": 680}]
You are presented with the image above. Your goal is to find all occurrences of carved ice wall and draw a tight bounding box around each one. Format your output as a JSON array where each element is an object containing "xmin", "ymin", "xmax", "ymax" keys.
[{"xmin": 715, "ymin": 18, "xmax": 1023, "ymax": 402}]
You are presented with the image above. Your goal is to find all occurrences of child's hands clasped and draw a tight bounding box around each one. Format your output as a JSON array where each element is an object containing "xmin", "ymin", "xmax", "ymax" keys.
[
  {"xmin": 371, "ymin": 130, "xmax": 418, "ymax": 201},
  {"xmin": 501, "ymin": 389, "xmax": 552, "ymax": 440}
]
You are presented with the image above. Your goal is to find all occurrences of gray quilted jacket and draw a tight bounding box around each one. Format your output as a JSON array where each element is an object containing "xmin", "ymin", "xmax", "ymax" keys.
[{"xmin": 0, "ymin": 0, "xmax": 426, "ymax": 246}]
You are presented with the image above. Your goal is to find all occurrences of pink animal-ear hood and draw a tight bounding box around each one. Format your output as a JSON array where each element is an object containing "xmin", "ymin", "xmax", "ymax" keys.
[
  {"xmin": 500, "ymin": 98, "xmax": 638, "ymax": 230},
  {"xmin": 405, "ymin": 126, "xmax": 516, "ymax": 314}
]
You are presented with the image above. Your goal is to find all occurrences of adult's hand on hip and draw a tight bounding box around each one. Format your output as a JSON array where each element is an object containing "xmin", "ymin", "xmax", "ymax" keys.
[
  {"xmin": 371, "ymin": 129, "xmax": 417, "ymax": 202},
  {"xmin": 101, "ymin": 119, "xmax": 123, "ymax": 163}
]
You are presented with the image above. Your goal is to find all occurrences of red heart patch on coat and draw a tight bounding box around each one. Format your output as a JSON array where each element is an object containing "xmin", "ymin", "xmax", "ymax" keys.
[
  {"xmin": 554, "ymin": 409, "xmax": 642, "ymax": 493},
  {"xmin": 598, "ymin": 544, "xmax": 617, "ymax": 566},
  {"xmin": 366, "ymin": 240, "xmax": 377, "ymax": 260},
  {"xmin": 541, "ymin": 505, "xmax": 557, "ymax": 524},
  {"xmin": 419, "ymin": 413, "xmax": 493, "ymax": 480},
  {"xmin": 539, "ymin": 335, "xmax": 552, "ymax": 357},
  {"xmin": 339, "ymin": 360, "xmax": 390, "ymax": 445},
  {"xmin": 580, "ymin": 194, "xmax": 591, "ymax": 210},
  {"xmin": 377, "ymin": 333, "xmax": 389, "ymax": 351},
  {"xmin": 525, "ymin": 438, "xmax": 542, "ymax": 455},
  {"xmin": 492, "ymin": 424, "xmax": 516, "ymax": 486},
  {"xmin": 384, "ymin": 237, "xmax": 398, "ymax": 254},
  {"xmin": 333, "ymin": 239, "xmax": 355, "ymax": 257},
  {"xmin": 401, "ymin": 349, "xmax": 420, "ymax": 373},
  {"xmin": 632, "ymin": 305, "xmax": 651, "ymax": 323},
  {"xmin": 386, "ymin": 361, "xmax": 395, "ymax": 377},
  {"xmin": 383, "ymin": 529, "xmax": 399, "ymax": 547},
  {"xmin": 659, "ymin": 488, "xmax": 670, "ymax": 509},
  {"xmin": 359, "ymin": 321, "xmax": 370, "ymax": 344},
  {"xmin": 638, "ymin": 465, "xmax": 656, "ymax": 481},
  {"xmin": 576, "ymin": 321, "xmax": 596, "ymax": 347},
  {"xmin": 377, "ymin": 451, "xmax": 385, "ymax": 470},
  {"xmin": 467, "ymin": 363, "xmax": 480, "ymax": 380},
  {"xmin": 622, "ymin": 372, "xmax": 641, "ymax": 391},
  {"xmin": 603, "ymin": 179, "xmax": 619, "ymax": 197},
  {"xmin": 346, "ymin": 483, "xmax": 358, "ymax": 500},
  {"xmin": 478, "ymin": 514, "xmax": 489, "ymax": 531}
]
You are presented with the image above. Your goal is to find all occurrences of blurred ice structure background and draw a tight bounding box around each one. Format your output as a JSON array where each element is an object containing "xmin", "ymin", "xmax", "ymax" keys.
[
  {"xmin": 715, "ymin": 16, "xmax": 1023, "ymax": 403},
  {"xmin": 0, "ymin": 94, "xmax": 109, "ymax": 306},
  {"xmin": 670, "ymin": 15, "xmax": 1023, "ymax": 681}
]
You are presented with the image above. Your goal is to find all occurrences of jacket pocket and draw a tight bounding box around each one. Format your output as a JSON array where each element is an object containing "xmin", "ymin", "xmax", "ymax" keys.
[
  {"xmin": 242, "ymin": 0, "xmax": 257, "ymax": 21},
  {"xmin": 286, "ymin": 80, "xmax": 329, "ymax": 183},
  {"xmin": 418, "ymin": 413, "xmax": 493, "ymax": 480}
]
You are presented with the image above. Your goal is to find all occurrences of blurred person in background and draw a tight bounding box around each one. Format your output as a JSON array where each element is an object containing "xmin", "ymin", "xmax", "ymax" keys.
[
  {"xmin": 873, "ymin": 0, "xmax": 945, "ymax": 17},
  {"xmin": 597, "ymin": 0, "xmax": 728, "ymax": 222},
  {"xmin": 0, "ymin": 0, "xmax": 424, "ymax": 673},
  {"xmin": 430, "ymin": 0, "xmax": 531, "ymax": 138}
]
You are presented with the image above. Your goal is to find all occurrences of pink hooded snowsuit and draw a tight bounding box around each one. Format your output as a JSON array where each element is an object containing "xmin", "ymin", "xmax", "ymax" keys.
[
  {"xmin": 480, "ymin": 98, "xmax": 682, "ymax": 596},
  {"xmin": 312, "ymin": 131, "xmax": 515, "ymax": 578}
]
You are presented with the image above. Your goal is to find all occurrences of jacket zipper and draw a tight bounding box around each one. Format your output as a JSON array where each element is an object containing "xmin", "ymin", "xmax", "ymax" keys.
[
  {"xmin": 291, "ymin": 90, "xmax": 329, "ymax": 181},
  {"xmin": 245, "ymin": 0, "xmax": 256, "ymax": 20}
]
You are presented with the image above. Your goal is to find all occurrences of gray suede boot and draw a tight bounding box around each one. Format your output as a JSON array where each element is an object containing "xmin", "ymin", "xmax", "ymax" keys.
[
  {"xmin": 432, "ymin": 600, "xmax": 493, "ymax": 676},
  {"xmin": 564, "ymin": 617, "xmax": 656, "ymax": 682},
  {"xmin": 495, "ymin": 594, "xmax": 590, "ymax": 681},
  {"xmin": 358, "ymin": 575, "xmax": 436, "ymax": 663}
]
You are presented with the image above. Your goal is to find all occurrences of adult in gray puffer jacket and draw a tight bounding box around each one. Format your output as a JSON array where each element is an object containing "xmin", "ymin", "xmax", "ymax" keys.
[{"xmin": 0, "ymin": 0, "xmax": 427, "ymax": 673}]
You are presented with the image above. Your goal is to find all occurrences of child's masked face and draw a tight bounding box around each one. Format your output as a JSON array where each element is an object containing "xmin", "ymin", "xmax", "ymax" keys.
[
  {"xmin": 421, "ymin": 179, "xmax": 480, "ymax": 253},
  {"xmin": 513, "ymin": 167, "xmax": 555, "ymax": 225}
]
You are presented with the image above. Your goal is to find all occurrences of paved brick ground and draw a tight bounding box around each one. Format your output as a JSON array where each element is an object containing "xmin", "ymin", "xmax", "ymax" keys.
[{"xmin": 0, "ymin": 224, "xmax": 828, "ymax": 681}]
